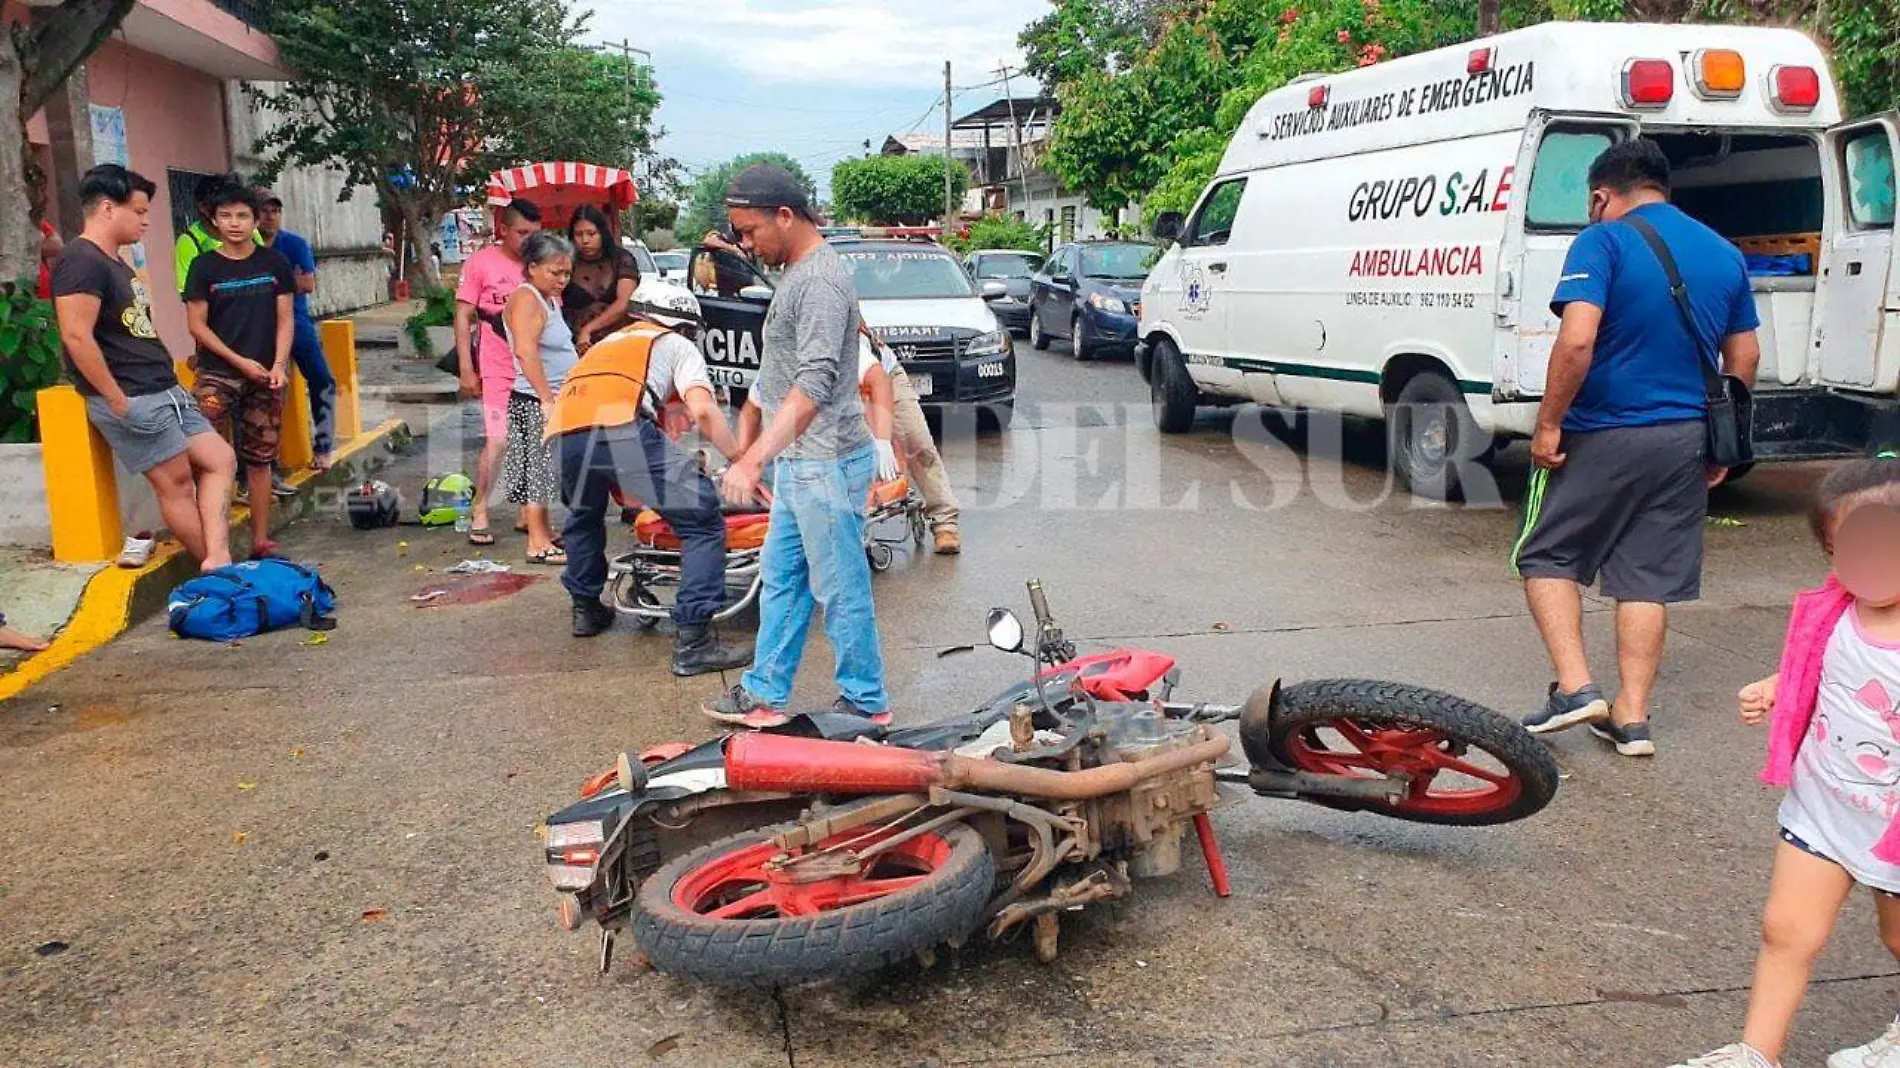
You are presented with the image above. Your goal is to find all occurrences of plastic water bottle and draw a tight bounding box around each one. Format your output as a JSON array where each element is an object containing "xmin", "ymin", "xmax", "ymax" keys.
[{"xmin": 453, "ymin": 497, "xmax": 472, "ymax": 533}]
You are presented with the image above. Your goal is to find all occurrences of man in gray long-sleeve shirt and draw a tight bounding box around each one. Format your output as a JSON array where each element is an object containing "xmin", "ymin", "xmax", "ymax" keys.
[{"xmin": 704, "ymin": 163, "xmax": 890, "ymax": 729}]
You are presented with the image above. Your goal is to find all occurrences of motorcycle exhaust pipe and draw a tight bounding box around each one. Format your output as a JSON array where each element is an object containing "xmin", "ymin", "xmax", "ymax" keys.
[{"xmin": 725, "ymin": 731, "xmax": 1232, "ymax": 801}]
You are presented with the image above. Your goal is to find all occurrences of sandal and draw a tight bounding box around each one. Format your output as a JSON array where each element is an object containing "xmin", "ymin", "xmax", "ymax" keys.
[
  {"xmin": 467, "ymin": 528, "xmax": 495, "ymax": 547},
  {"xmin": 527, "ymin": 547, "xmax": 568, "ymax": 566}
]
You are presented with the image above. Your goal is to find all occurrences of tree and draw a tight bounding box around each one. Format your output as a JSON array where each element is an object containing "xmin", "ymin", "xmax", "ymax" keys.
[
  {"xmin": 254, "ymin": 0, "xmax": 660, "ymax": 289},
  {"xmin": 679, "ymin": 152, "xmax": 814, "ymax": 240},
  {"xmin": 1018, "ymin": 0, "xmax": 1178, "ymax": 91},
  {"xmin": 0, "ymin": 0, "xmax": 135, "ymax": 281},
  {"xmin": 831, "ymin": 154, "xmax": 969, "ymax": 226}
]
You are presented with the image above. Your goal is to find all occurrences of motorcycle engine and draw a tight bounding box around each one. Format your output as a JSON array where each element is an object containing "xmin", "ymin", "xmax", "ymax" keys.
[{"xmin": 1088, "ymin": 703, "xmax": 1222, "ymax": 880}]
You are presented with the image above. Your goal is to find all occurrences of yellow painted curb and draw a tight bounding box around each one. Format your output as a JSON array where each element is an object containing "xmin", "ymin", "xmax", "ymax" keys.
[{"xmin": 0, "ymin": 418, "xmax": 408, "ymax": 704}]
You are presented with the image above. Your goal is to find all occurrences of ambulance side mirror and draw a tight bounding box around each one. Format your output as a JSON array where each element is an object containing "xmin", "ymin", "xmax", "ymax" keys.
[{"xmin": 1152, "ymin": 211, "xmax": 1185, "ymax": 244}]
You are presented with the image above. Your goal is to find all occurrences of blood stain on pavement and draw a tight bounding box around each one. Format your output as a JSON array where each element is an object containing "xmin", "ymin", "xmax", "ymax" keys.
[{"xmin": 412, "ymin": 573, "xmax": 545, "ymax": 607}]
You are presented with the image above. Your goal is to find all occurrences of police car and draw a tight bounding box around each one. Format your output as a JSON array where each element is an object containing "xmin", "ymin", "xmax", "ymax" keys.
[{"xmin": 684, "ymin": 233, "xmax": 1018, "ymax": 429}]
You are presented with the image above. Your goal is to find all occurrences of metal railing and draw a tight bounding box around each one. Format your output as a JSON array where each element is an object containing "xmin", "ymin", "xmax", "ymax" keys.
[{"xmin": 209, "ymin": 0, "xmax": 270, "ymax": 31}]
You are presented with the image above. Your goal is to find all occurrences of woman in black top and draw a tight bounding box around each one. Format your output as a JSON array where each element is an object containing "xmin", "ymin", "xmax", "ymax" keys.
[{"xmin": 563, "ymin": 205, "xmax": 639, "ymax": 354}]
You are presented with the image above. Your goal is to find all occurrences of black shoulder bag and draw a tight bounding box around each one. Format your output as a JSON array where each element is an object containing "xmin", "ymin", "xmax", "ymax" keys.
[{"xmin": 1623, "ymin": 215, "xmax": 1755, "ymax": 469}]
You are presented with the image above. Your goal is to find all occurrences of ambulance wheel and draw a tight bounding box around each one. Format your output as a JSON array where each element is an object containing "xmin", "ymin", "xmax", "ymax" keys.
[
  {"xmin": 1029, "ymin": 305, "xmax": 1051, "ymax": 351},
  {"xmin": 1150, "ymin": 339, "xmax": 1199, "ymax": 435},
  {"xmin": 1388, "ymin": 371, "xmax": 1479, "ymax": 503},
  {"xmin": 867, "ymin": 544, "xmax": 894, "ymax": 572}
]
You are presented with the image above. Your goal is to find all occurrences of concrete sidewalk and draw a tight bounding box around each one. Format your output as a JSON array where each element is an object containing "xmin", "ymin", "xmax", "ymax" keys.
[{"xmin": 0, "ymin": 301, "xmax": 438, "ymax": 696}]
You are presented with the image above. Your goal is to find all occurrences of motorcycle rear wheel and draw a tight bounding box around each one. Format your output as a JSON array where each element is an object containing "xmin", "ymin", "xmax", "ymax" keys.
[
  {"xmin": 1262, "ymin": 679, "xmax": 1558, "ymax": 826},
  {"xmin": 632, "ymin": 819, "xmax": 994, "ymax": 987}
]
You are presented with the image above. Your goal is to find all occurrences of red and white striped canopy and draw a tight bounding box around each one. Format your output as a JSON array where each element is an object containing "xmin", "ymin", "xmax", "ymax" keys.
[{"xmin": 484, "ymin": 162, "xmax": 639, "ymax": 210}]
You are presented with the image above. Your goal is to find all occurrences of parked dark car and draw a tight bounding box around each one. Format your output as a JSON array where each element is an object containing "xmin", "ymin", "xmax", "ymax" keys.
[
  {"xmin": 685, "ymin": 238, "xmax": 1017, "ymax": 429},
  {"xmin": 963, "ymin": 248, "xmax": 1043, "ymax": 334},
  {"xmin": 1028, "ymin": 241, "xmax": 1154, "ymax": 360}
]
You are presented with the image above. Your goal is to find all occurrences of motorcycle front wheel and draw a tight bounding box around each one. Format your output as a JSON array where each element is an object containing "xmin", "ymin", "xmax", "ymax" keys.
[
  {"xmin": 632, "ymin": 819, "xmax": 994, "ymax": 987},
  {"xmin": 1260, "ymin": 679, "xmax": 1559, "ymax": 826}
]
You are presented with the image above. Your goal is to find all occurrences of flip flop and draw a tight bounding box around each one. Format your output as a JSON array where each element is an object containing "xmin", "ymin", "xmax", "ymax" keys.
[
  {"xmin": 468, "ymin": 528, "xmax": 496, "ymax": 546},
  {"xmin": 527, "ymin": 547, "xmax": 568, "ymax": 566}
]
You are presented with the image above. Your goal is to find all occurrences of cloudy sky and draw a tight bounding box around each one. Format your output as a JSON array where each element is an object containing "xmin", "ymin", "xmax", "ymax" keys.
[{"xmin": 582, "ymin": 0, "xmax": 1036, "ymax": 200}]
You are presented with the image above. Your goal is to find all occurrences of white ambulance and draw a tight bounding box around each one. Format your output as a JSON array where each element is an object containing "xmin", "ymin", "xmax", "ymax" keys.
[{"xmin": 1139, "ymin": 21, "xmax": 1900, "ymax": 497}]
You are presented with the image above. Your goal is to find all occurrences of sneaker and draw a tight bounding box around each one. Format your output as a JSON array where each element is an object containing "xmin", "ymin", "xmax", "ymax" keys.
[
  {"xmin": 703, "ymin": 685, "xmax": 789, "ymax": 729},
  {"xmin": 1523, "ymin": 682, "xmax": 1611, "ymax": 735},
  {"xmin": 1831, "ymin": 1015, "xmax": 1900, "ymax": 1067},
  {"xmin": 831, "ymin": 697, "xmax": 893, "ymax": 728},
  {"xmin": 1589, "ymin": 717, "xmax": 1657, "ymax": 758},
  {"xmin": 271, "ymin": 473, "xmax": 298, "ymax": 499},
  {"xmin": 116, "ymin": 531, "xmax": 157, "ymax": 569},
  {"xmin": 1670, "ymin": 1045, "xmax": 1777, "ymax": 1068}
]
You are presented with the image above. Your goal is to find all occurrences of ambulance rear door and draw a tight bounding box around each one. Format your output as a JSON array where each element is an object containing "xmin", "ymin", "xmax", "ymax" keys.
[
  {"xmin": 1494, "ymin": 111, "xmax": 1638, "ymax": 400},
  {"xmin": 1817, "ymin": 114, "xmax": 1900, "ymax": 394}
]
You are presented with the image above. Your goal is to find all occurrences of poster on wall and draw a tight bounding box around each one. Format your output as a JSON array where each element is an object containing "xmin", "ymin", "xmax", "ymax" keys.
[{"xmin": 88, "ymin": 104, "xmax": 147, "ymax": 271}]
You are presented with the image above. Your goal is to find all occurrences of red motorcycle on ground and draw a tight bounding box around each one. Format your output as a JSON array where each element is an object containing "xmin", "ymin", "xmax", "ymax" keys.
[{"xmin": 540, "ymin": 580, "xmax": 1557, "ymax": 985}]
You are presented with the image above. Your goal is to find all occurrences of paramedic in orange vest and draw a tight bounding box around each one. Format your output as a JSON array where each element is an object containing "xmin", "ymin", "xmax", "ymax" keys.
[{"xmin": 547, "ymin": 290, "xmax": 752, "ymax": 677}]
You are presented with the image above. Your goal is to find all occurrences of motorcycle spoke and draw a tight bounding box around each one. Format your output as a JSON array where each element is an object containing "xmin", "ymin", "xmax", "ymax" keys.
[
  {"xmin": 705, "ymin": 888, "xmax": 777, "ymax": 920},
  {"xmin": 1421, "ymin": 751, "xmax": 1510, "ymax": 788}
]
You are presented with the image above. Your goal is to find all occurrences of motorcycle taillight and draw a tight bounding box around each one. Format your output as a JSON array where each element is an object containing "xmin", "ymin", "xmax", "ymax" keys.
[{"xmin": 546, "ymin": 820, "xmax": 605, "ymax": 890}]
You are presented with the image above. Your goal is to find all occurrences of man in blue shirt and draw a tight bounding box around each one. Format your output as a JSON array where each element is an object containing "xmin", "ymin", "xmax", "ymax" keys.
[
  {"xmin": 1513, "ymin": 138, "xmax": 1761, "ymax": 758},
  {"xmin": 258, "ymin": 192, "xmax": 338, "ymax": 469}
]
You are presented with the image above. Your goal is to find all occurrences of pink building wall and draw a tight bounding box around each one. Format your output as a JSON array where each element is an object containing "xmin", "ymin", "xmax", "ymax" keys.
[{"xmin": 83, "ymin": 37, "xmax": 233, "ymax": 355}]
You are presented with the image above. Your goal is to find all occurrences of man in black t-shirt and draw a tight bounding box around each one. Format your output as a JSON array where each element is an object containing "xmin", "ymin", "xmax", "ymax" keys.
[
  {"xmin": 183, "ymin": 183, "xmax": 297, "ymax": 560},
  {"xmin": 53, "ymin": 164, "xmax": 235, "ymax": 571}
]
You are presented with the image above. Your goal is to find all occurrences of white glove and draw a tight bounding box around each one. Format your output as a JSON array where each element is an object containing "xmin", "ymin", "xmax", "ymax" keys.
[{"xmin": 873, "ymin": 438, "xmax": 900, "ymax": 482}]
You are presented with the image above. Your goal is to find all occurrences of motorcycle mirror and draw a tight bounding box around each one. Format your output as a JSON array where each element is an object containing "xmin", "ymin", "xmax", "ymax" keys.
[{"xmin": 986, "ymin": 608, "xmax": 1025, "ymax": 654}]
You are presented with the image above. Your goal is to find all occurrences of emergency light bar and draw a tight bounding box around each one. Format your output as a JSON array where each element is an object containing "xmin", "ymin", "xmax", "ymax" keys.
[
  {"xmin": 1768, "ymin": 64, "xmax": 1822, "ymax": 112},
  {"xmin": 1620, "ymin": 58, "xmax": 1675, "ymax": 109},
  {"xmin": 1308, "ymin": 84, "xmax": 1330, "ymax": 109},
  {"xmin": 1691, "ymin": 49, "xmax": 1746, "ymax": 99}
]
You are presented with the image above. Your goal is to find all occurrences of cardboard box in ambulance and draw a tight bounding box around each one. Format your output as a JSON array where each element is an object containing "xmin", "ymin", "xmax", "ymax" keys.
[{"xmin": 1139, "ymin": 21, "xmax": 1900, "ymax": 499}]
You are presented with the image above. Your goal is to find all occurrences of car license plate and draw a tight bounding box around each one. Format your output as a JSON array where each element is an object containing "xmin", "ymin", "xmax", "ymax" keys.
[{"xmin": 911, "ymin": 374, "xmax": 934, "ymax": 397}]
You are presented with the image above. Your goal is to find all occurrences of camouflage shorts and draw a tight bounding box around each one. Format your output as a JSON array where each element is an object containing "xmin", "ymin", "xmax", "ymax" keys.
[{"xmin": 193, "ymin": 370, "xmax": 282, "ymax": 468}]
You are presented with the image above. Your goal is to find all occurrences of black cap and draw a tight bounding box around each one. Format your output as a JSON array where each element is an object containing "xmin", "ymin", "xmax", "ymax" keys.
[
  {"xmin": 724, "ymin": 163, "xmax": 814, "ymax": 218},
  {"xmin": 258, "ymin": 190, "xmax": 284, "ymax": 209}
]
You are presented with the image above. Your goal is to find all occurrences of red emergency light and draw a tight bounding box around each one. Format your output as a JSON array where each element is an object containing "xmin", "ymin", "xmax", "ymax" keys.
[
  {"xmin": 1769, "ymin": 64, "xmax": 1821, "ymax": 112},
  {"xmin": 1468, "ymin": 48, "xmax": 1494, "ymax": 75},
  {"xmin": 1308, "ymin": 84, "xmax": 1330, "ymax": 109},
  {"xmin": 1620, "ymin": 58, "xmax": 1675, "ymax": 109}
]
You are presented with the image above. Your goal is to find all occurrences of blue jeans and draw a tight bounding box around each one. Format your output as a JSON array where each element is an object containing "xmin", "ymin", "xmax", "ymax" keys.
[
  {"xmin": 291, "ymin": 317, "xmax": 336, "ymax": 456},
  {"xmin": 742, "ymin": 445, "xmax": 887, "ymax": 713},
  {"xmin": 557, "ymin": 423, "xmax": 726, "ymax": 625}
]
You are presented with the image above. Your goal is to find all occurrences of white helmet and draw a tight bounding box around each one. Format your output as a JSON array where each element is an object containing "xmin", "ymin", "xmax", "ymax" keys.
[{"xmin": 631, "ymin": 287, "xmax": 703, "ymax": 332}]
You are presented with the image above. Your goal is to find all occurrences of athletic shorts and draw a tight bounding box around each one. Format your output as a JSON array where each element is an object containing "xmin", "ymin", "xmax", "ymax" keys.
[
  {"xmin": 1510, "ymin": 419, "xmax": 1708, "ymax": 604},
  {"xmin": 1780, "ymin": 827, "xmax": 1900, "ymax": 898},
  {"xmin": 84, "ymin": 386, "xmax": 216, "ymax": 474},
  {"xmin": 194, "ymin": 370, "xmax": 284, "ymax": 468},
  {"xmin": 480, "ymin": 376, "xmax": 513, "ymax": 440}
]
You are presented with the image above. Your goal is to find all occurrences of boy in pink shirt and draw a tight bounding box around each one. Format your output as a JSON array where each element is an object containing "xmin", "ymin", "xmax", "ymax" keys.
[{"xmin": 454, "ymin": 199, "xmax": 541, "ymax": 544}]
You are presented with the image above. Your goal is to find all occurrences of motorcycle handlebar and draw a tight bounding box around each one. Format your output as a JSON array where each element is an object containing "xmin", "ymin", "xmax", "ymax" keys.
[{"xmin": 1027, "ymin": 579, "xmax": 1053, "ymax": 627}]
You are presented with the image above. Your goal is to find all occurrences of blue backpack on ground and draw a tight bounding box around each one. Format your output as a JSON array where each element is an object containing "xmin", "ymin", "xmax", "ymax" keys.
[{"xmin": 167, "ymin": 559, "xmax": 338, "ymax": 642}]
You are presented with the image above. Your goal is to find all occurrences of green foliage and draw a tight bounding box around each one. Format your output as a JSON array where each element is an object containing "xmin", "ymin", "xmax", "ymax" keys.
[
  {"xmin": 634, "ymin": 198, "xmax": 679, "ymax": 235},
  {"xmin": 946, "ymin": 213, "xmax": 1051, "ymax": 255},
  {"xmin": 1018, "ymin": 0, "xmax": 1173, "ymax": 91},
  {"xmin": 831, "ymin": 155, "xmax": 971, "ymax": 226},
  {"xmin": 680, "ymin": 153, "xmax": 817, "ymax": 241},
  {"xmin": 0, "ymin": 282, "xmax": 65, "ymax": 443},
  {"xmin": 1830, "ymin": 0, "xmax": 1900, "ymax": 118},
  {"xmin": 403, "ymin": 286, "xmax": 456, "ymax": 359},
  {"xmin": 645, "ymin": 228, "xmax": 680, "ymax": 252}
]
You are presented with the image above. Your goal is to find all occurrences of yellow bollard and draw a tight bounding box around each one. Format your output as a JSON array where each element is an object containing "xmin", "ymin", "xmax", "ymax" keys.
[
  {"xmin": 279, "ymin": 364, "xmax": 314, "ymax": 471},
  {"xmin": 36, "ymin": 384, "xmax": 123, "ymax": 563},
  {"xmin": 321, "ymin": 319, "xmax": 362, "ymax": 444}
]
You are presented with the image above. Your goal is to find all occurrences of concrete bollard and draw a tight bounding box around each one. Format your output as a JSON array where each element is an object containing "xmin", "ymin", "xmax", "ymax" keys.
[
  {"xmin": 321, "ymin": 319, "xmax": 362, "ymax": 444},
  {"xmin": 35, "ymin": 384, "xmax": 122, "ymax": 563}
]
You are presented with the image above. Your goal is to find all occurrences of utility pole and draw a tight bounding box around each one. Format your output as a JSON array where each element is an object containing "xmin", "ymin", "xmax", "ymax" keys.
[
  {"xmin": 601, "ymin": 38, "xmax": 653, "ymax": 239},
  {"xmin": 943, "ymin": 60, "xmax": 955, "ymax": 231},
  {"xmin": 997, "ymin": 63, "xmax": 1030, "ymax": 222}
]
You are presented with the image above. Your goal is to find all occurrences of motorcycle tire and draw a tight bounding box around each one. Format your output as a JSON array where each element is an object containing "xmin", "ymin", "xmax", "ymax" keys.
[
  {"xmin": 632, "ymin": 819, "xmax": 995, "ymax": 987},
  {"xmin": 1261, "ymin": 679, "xmax": 1559, "ymax": 827}
]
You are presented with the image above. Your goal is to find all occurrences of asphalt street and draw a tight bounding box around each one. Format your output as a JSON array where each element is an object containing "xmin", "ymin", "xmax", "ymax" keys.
[{"xmin": 1, "ymin": 337, "xmax": 1888, "ymax": 1067}]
